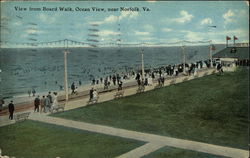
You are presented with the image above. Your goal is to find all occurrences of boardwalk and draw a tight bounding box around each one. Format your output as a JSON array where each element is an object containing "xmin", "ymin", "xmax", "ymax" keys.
[
  {"xmin": 1, "ymin": 68, "xmax": 216, "ymax": 126},
  {"xmin": 0, "ymin": 67, "xmax": 217, "ymax": 116}
]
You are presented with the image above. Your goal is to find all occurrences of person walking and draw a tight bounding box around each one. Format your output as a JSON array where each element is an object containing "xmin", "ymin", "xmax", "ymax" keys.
[
  {"xmin": 92, "ymin": 89, "xmax": 98, "ymax": 103},
  {"xmin": 47, "ymin": 92, "xmax": 53, "ymax": 105},
  {"xmin": 135, "ymin": 73, "xmax": 140, "ymax": 81},
  {"xmin": 161, "ymin": 77, "xmax": 165, "ymax": 86},
  {"xmin": 34, "ymin": 95, "xmax": 40, "ymax": 112},
  {"xmin": 158, "ymin": 77, "xmax": 161, "ymax": 86},
  {"xmin": 152, "ymin": 72, "xmax": 155, "ymax": 78},
  {"xmin": 112, "ymin": 75, "xmax": 116, "ymax": 85},
  {"xmin": 118, "ymin": 81, "xmax": 123, "ymax": 91},
  {"xmin": 148, "ymin": 76, "xmax": 153, "ymax": 86},
  {"xmin": 92, "ymin": 79, "xmax": 96, "ymax": 85},
  {"xmin": 32, "ymin": 89, "xmax": 36, "ymax": 97},
  {"xmin": 137, "ymin": 79, "xmax": 141, "ymax": 86},
  {"xmin": 71, "ymin": 82, "xmax": 76, "ymax": 94},
  {"xmin": 40, "ymin": 96, "xmax": 45, "ymax": 113},
  {"xmin": 217, "ymin": 63, "xmax": 223, "ymax": 75},
  {"xmin": 89, "ymin": 88, "xmax": 94, "ymax": 101},
  {"xmin": 194, "ymin": 67, "xmax": 197, "ymax": 76},
  {"xmin": 8, "ymin": 101, "xmax": 14, "ymax": 120},
  {"xmin": 28, "ymin": 90, "xmax": 31, "ymax": 97},
  {"xmin": 44, "ymin": 96, "xmax": 50, "ymax": 113},
  {"xmin": 104, "ymin": 78, "xmax": 108, "ymax": 90},
  {"xmin": 144, "ymin": 78, "xmax": 148, "ymax": 86},
  {"xmin": 51, "ymin": 92, "xmax": 58, "ymax": 112},
  {"xmin": 75, "ymin": 87, "xmax": 78, "ymax": 95}
]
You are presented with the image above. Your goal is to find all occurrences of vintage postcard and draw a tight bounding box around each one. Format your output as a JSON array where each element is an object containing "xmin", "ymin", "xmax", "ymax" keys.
[{"xmin": 0, "ymin": 1, "xmax": 249, "ymax": 158}]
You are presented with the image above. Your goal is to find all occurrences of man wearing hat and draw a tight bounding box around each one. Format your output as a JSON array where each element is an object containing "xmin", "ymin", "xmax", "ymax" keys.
[
  {"xmin": 34, "ymin": 95, "xmax": 40, "ymax": 112},
  {"xmin": 8, "ymin": 100, "xmax": 15, "ymax": 120}
]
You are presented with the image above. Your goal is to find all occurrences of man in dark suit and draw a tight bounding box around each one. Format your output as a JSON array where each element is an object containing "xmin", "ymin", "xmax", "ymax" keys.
[
  {"xmin": 34, "ymin": 95, "xmax": 40, "ymax": 112},
  {"xmin": 89, "ymin": 88, "xmax": 94, "ymax": 101},
  {"xmin": 71, "ymin": 82, "xmax": 76, "ymax": 94},
  {"xmin": 8, "ymin": 100, "xmax": 14, "ymax": 120}
]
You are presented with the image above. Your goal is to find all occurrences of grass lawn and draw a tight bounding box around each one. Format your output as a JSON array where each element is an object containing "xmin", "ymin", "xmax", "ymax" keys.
[
  {"xmin": 142, "ymin": 146, "xmax": 227, "ymax": 158},
  {"xmin": 0, "ymin": 120, "xmax": 144, "ymax": 158},
  {"xmin": 53, "ymin": 67, "xmax": 249, "ymax": 149}
]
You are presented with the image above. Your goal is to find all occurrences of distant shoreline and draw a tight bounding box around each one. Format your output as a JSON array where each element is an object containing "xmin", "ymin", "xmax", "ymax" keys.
[{"xmin": 0, "ymin": 44, "xmax": 226, "ymax": 49}]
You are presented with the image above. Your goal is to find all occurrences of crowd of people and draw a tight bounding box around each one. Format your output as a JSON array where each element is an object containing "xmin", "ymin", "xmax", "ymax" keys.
[
  {"xmin": 63, "ymin": 59, "xmax": 222, "ymax": 102},
  {"xmin": 3, "ymin": 91, "xmax": 59, "ymax": 120},
  {"xmin": 78, "ymin": 59, "xmax": 221, "ymax": 102},
  {"xmin": 21, "ymin": 59, "xmax": 222, "ymax": 101},
  {"xmin": 2, "ymin": 58, "xmax": 224, "ymax": 119},
  {"xmin": 32, "ymin": 91, "xmax": 59, "ymax": 114},
  {"xmin": 84, "ymin": 59, "xmax": 219, "ymax": 89}
]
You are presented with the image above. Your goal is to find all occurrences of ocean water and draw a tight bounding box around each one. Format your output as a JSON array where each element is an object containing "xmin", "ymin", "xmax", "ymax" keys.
[{"xmin": 0, "ymin": 45, "xmax": 225, "ymax": 98}]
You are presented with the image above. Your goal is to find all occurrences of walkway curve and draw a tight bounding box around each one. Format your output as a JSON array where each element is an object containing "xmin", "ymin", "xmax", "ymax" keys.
[
  {"xmin": 116, "ymin": 143, "xmax": 165, "ymax": 158},
  {"xmin": 29, "ymin": 114, "xmax": 248, "ymax": 158}
]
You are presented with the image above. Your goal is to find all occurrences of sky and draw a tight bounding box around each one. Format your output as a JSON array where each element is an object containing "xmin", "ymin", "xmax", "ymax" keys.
[{"xmin": 0, "ymin": 1, "xmax": 249, "ymax": 48}]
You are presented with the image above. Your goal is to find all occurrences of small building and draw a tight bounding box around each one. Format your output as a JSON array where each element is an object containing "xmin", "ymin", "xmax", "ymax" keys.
[{"xmin": 212, "ymin": 46, "xmax": 249, "ymax": 71}]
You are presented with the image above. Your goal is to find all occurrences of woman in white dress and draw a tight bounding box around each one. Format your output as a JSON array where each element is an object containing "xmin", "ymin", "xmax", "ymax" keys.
[
  {"xmin": 51, "ymin": 92, "xmax": 58, "ymax": 111},
  {"xmin": 194, "ymin": 67, "xmax": 197, "ymax": 76},
  {"xmin": 93, "ymin": 89, "xmax": 98, "ymax": 103},
  {"xmin": 148, "ymin": 77, "xmax": 153, "ymax": 86}
]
